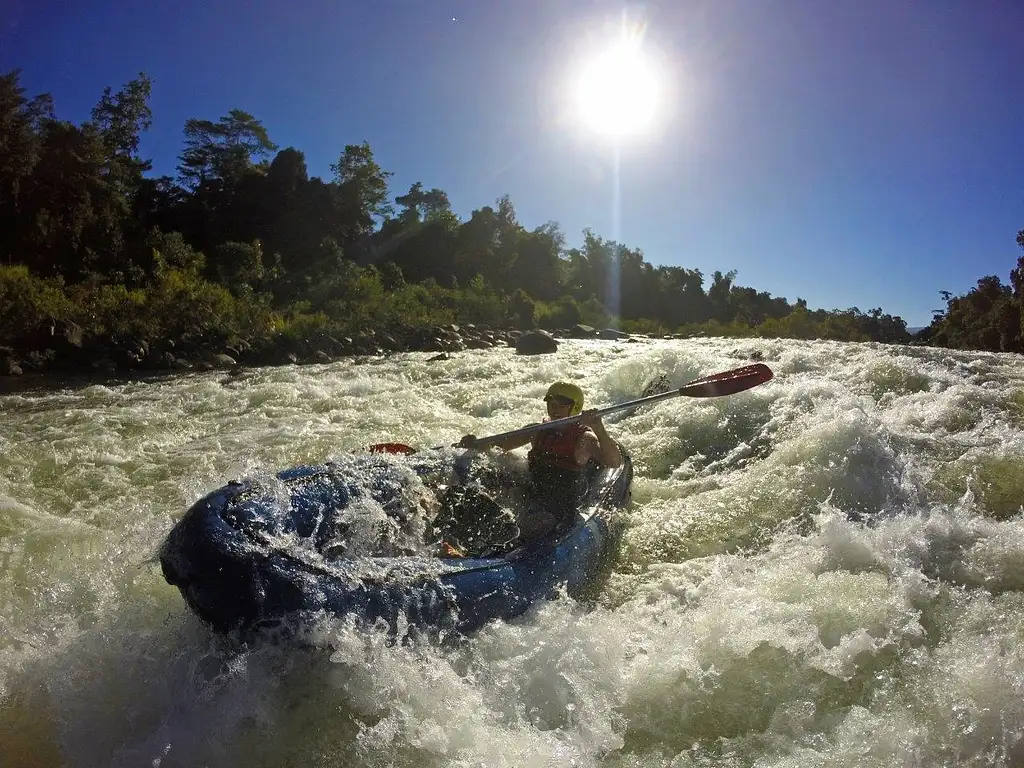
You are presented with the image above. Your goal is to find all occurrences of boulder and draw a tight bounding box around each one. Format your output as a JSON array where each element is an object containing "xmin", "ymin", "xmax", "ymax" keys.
[
  {"xmin": 206, "ymin": 353, "xmax": 238, "ymax": 369},
  {"xmin": 515, "ymin": 330, "xmax": 558, "ymax": 355},
  {"xmin": 569, "ymin": 324, "xmax": 598, "ymax": 338}
]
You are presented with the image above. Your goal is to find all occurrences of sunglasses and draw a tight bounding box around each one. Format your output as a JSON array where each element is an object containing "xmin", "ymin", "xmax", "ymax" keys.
[{"xmin": 544, "ymin": 395, "xmax": 574, "ymax": 407}]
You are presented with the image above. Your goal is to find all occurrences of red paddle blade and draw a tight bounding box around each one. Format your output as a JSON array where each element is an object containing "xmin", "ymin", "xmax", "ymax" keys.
[
  {"xmin": 679, "ymin": 363, "xmax": 774, "ymax": 398},
  {"xmin": 369, "ymin": 442, "xmax": 417, "ymax": 455}
]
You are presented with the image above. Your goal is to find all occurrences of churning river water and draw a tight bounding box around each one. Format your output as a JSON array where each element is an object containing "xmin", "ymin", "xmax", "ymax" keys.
[{"xmin": 2, "ymin": 336, "xmax": 1024, "ymax": 767}]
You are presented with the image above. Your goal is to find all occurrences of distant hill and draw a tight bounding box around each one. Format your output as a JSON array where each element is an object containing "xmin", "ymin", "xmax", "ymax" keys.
[{"xmin": 907, "ymin": 327, "xmax": 927, "ymax": 335}]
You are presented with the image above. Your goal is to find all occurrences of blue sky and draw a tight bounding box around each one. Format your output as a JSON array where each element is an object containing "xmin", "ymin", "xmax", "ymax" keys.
[{"xmin": 3, "ymin": 0, "xmax": 1023, "ymax": 327}]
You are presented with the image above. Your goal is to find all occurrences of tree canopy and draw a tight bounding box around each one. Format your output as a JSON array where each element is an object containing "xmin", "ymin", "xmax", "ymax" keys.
[{"xmin": 6, "ymin": 68, "xmax": 1013, "ymax": 359}]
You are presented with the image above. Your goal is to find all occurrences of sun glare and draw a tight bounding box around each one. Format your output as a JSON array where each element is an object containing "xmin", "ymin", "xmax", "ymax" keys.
[{"xmin": 573, "ymin": 36, "xmax": 662, "ymax": 139}]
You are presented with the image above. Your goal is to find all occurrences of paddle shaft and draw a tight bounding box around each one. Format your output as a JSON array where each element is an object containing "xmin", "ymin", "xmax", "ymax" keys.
[{"xmin": 469, "ymin": 363, "xmax": 773, "ymax": 449}]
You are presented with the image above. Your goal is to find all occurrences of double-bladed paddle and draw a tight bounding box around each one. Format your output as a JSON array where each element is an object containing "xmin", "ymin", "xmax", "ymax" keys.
[{"xmin": 369, "ymin": 362, "xmax": 774, "ymax": 454}]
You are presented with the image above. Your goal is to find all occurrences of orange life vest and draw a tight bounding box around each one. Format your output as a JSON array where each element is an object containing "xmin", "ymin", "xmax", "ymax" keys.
[
  {"xmin": 528, "ymin": 422, "xmax": 592, "ymax": 472},
  {"xmin": 526, "ymin": 422, "xmax": 592, "ymax": 527}
]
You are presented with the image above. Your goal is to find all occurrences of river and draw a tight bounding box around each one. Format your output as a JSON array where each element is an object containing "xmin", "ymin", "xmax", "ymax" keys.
[{"xmin": 2, "ymin": 336, "xmax": 1023, "ymax": 767}]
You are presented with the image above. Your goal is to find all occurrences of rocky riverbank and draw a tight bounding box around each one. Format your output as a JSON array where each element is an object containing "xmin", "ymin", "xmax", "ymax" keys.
[{"xmin": 0, "ymin": 321, "xmax": 638, "ymax": 379}]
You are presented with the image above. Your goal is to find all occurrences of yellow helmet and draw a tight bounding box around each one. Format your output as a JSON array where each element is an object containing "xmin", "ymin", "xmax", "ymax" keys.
[{"xmin": 544, "ymin": 381, "xmax": 584, "ymax": 415}]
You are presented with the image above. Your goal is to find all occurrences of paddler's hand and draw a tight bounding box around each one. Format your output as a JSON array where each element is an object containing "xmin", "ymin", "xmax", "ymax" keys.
[
  {"xmin": 458, "ymin": 434, "xmax": 480, "ymax": 449},
  {"xmin": 577, "ymin": 409, "xmax": 605, "ymax": 430}
]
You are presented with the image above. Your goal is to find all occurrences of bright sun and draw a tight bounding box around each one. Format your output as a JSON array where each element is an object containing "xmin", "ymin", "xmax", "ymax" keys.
[{"xmin": 573, "ymin": 37, "xmax": 662, "ymax": 139}]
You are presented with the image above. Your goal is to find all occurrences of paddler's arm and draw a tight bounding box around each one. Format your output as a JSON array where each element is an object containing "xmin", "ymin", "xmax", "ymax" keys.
[
  {"xmin": 458, "ymin": 427, "xmax": 537, "ymax": 453},
  {"xmin": 578, "ymin": 410, "xmax": 622, "ymax": 468}
]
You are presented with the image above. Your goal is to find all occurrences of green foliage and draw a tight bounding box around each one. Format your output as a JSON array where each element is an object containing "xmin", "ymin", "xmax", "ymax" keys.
[
  {"xmin": 379, "ymin": 283, "xmax": 456, "ymax": 328},
  {"xmin": 149, "ymin": 229, "xmax": 205, "ymax": 274},
  {"xmin": 0, "ymin": 258, "xmax": 276, "ymax": 353},
  {"xmin": 450, "ymin": 275, "xmax": 505, "ymax": 326},
  {"xmin": 537, "ymin": 296, "xmax": 582, "ymax": 328},
  {"xmin": 929, "ymin": 273, "xmax": 1020, "ymax": 352},
  {"xmin": 577, "ymin": 297, "xmax": 611, "ymax": 329},
  {"xmin": 757, "ymin": 307, "xmax": 818, "ymax": 339},
  {"xmin": 143, "ymin": 266, "xmax": 273, "ymax": 345},
  {"xmin": 676, "ymin": 319, "xmax": 756, "ymax": 339},
  {"xmin": 621, "ymin": 317, "xmax": 669, "ymax": 335},
  {"xmin": 0, "ymin": 265, "xmax": 72, "ymax": 343},
  {"xmin": 66, "ymin": 280, "xmax": 150, "ymax": 339},
  {"xmin": 273, "ymin": 307, "xmax": 331, "ymax": 341},
  {"xmin": 317, "ymin": 261, "xmax": 386, "ymax": 327},
  {"xmin": 212, "ymin": 240, "xmax": 265, "ymax": 290},
  {"xmin": 509, "ymin": 289, "xmax": 536, "ymax": 328},
  {"xmin": 379, "ymin": 261, "xmax": 405, "ymax": 291}
]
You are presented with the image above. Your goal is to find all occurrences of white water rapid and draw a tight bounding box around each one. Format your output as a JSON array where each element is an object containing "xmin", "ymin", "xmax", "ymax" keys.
[{"xmin": 3, "ymin": 336, "xmax": 1024, "ymax": 767}]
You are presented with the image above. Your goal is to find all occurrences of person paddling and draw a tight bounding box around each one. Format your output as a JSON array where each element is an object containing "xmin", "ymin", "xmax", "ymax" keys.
[{"xmin": 458, "ymin": 382, "xmax": 622, "ymax": 542}]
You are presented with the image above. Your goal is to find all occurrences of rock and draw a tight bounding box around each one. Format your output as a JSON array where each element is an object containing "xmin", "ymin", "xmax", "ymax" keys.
[
  {"xmin": 2, "ymin": 357, "xmax": 23, "ymax": 376},
  {"xmin": 225, "ymin": 340, "xmax": 250, "ymax": 358},
  {"xmin": 28, "ymin": 318, "xmax": 84, "ymax": 352},
  {"xmin": 378, "ymin": 333, "xmax": 405, "ymax": 352},
  {"xmin": 642, "ymin": 373, "xmax": 672, "ymax": 398},
  {"xmin": 729, "ymin": 347, "xmax": 764, "ymax": 362},
  {"xmin": 421, "ymin": 336, "xmax": 448, "ymax": 352},
  {"xmin": 23, "ymin": 349, "xmax": 55, "ymax": 372},
  {"xmin": 569, "ymin": 324, "xmax": 598, "ymax": 338},
  {"xmin": 515, "ymin": 330, "xmax": 558, "ymax": 355},
  {"xmin": 598, "ymin": 328, "xmax": 630, "ymax": 340},
  {"xmin": 57, "ymin": 320, "xmax": 84, "ymax": 349},
  {"xmin": 207, "ymin": 353, "xmax": 237, "ymax": 369}
]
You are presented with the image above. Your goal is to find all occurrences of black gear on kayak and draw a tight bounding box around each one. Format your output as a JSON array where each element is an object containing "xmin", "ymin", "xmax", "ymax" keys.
[{"xmin": 431, "ymin": 485, "xmax": 519, "ymax": 557}]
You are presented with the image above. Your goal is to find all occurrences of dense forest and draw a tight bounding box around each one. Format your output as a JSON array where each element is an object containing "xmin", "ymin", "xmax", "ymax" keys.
[{"xmin": 0, "ymin": 70, "xmax": 1019, "ymax": 375}]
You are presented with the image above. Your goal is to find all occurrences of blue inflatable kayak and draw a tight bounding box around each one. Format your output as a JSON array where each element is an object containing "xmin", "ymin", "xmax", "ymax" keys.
[{"xmin": 160, "ymin": 446, "xmax": 633, "ymax": 639}]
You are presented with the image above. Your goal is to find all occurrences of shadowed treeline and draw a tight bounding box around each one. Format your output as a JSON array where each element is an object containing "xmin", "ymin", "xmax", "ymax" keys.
[{"xmin": 0, "ymin": 70, "xmax": 1015, "ymax": 373}]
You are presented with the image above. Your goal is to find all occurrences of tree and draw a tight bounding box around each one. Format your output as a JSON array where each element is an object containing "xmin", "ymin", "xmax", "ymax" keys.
[
  {"xmin": 330, "ymin": 142, "xmax": 392, "ymax": 241},
  {"xmin": 509, "ymin": 288, "xmax": 536, "ymax": 327},
  {"xmin": 1009, "ymin": 235, "xmax": 1024, "ymax": 299},
  {"xmin": 454, "ymin": 205, "xmax": 500, "ymax": 286},
  {"xmin": 653, "ymin": 265, "xmax": 706, "ymax": 327},
  {"xmin": 256, "ymin": 147, "xmax": 311, "ymax": 260},
  {"xmin": 212, "ymin": 240, "xmax": 266, "ymax": 291},
  {"xmin": 0, "ymin": 70, "xmax": 54, "ymax": 262},
  {"xmin": 708, "ymin": 269, "xmax": 737, "ymax": 323},
  {"xmin": 22, "ymin": 119, "xmax": 113, "ymax": 277},
  {"xmin": 509, "ymin": 222, "xmax": 564, "ymax": 301},
  {"xmin": 177, "ymin": 109, "xmax": 277, "ymax": 189},
  {"xmin": 90, "ymin": 73, "xmax": 152, "ymax": 166},
  {"xmin": 395, "ymin": 181, "xmax": 451, "ymax": 222}
]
